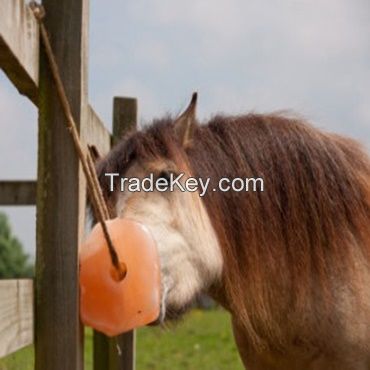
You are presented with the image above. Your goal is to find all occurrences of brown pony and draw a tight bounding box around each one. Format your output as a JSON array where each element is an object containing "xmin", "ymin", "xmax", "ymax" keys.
[{"xmin": 97, "ymin": 94, "xmax": 370, "ymax": 370}]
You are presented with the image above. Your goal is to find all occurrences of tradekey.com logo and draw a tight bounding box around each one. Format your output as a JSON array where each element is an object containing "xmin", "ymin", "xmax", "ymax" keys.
[{"xmin": 105, "ymin": 172, "xmax": 264, "ymax": 197}]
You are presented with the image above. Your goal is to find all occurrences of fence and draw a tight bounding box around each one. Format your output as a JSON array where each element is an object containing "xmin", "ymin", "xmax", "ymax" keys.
[{"xmin": 0, "ymin": 0, "xmax": 136, "ymax": 368}]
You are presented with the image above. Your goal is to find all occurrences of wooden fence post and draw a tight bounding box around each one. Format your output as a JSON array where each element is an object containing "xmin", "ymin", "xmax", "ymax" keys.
[
  {"xmin": 93, "ymin": 97, "xmax": 137, "ymax": 370},
  {"xmin": 112, "ymin": 97, "xmax": 137, "ymax": 370},
  {"xmin": 35, "ymin": 0, "xmax": 89, "ymax": 369},
  {"xmin": 112, "ymin": 97, "xmax": 138, "ymax": 141}
]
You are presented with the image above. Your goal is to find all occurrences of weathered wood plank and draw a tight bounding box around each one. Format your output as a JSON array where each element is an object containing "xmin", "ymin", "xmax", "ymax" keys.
[
  {"xmin": 0, "ymin": 181, "xmax": 36, "ymax": 205},
  {"xmin": 0, "ymin": 280, "xmax": 34, "ymax": 358},
  {"xmin": 93, "ymin": 97, "xmax": 137, "ymax": 370},
  {"xmin": 0, "ymin": 0, "xmax": 39, "ymax": 105},
  {"xmin": 35, "ymin": 0, "xmax": 89, "ymax": 369},
  {"xmin": 86, "ymin": 105, "xmax": 111, "ymax": 156}
]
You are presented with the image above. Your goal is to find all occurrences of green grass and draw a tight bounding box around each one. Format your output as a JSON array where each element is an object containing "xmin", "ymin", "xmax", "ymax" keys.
[
  {"xmin": 0, "ymin": 309, "xmax": 243, "ymax": 370},
  {"xmin": 0, "ymin": 346, "xmax": 33, "ymax": 370}
]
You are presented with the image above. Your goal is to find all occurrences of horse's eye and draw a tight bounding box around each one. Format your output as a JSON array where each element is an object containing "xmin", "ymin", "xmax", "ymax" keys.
[{"xmin": 158, "ymin": 170, "xmax": 172, "ymax": 184}]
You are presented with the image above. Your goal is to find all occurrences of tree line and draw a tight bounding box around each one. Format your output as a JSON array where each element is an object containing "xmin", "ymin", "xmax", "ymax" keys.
[{"xmin": 0, "ymin": 211, "xmax": 34, "ymax": 278}]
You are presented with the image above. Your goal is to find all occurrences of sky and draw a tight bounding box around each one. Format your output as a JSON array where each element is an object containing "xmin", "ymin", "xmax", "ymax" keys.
[{"xmin": 0, "ymin": 0, "xmax": 370, "ymax": 256}]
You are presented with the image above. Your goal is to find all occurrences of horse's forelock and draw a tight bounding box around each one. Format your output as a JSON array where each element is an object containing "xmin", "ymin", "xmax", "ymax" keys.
[{"xmin": 96, "ymin": 118, "xmax": 190, "ymax": 211}]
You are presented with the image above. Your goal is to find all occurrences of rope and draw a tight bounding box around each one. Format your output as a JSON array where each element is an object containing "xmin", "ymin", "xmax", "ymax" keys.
[{"xmin": 30, "ymin": 1, "xmax": 127, "ymax": 281}]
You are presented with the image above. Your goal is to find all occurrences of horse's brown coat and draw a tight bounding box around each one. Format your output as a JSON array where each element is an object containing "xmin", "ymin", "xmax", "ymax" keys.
[{"xmin": 97, "ymin": 113, "xmax": 370, "ymax": 369}]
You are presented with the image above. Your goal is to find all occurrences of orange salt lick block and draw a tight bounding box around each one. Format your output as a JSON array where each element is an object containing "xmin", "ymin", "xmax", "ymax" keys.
[{"xmin": 79, "ymin": 218, "xmax": 161, "ymax": 336}]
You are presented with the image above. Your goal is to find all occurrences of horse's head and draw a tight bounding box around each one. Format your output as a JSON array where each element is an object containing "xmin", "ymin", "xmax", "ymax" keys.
[{"xmin": 97, "ymin": 94, "xmax": 223, "ymax": 322}]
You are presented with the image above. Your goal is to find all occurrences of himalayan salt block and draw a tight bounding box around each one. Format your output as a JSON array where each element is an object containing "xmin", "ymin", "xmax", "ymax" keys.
[{"xmin": 79, "ymin": 218, "xmax": 161, "ymax": 336}]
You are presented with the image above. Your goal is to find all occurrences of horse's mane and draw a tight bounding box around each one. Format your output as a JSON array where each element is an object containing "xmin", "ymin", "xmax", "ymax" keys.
[{"xmin": 98, "ymin": 113, "xmax": 370, "ymax": 350}]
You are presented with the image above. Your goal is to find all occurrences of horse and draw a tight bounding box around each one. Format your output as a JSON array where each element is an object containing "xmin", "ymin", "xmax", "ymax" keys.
[{"xmin": 97, "ymin": 94, "xmax": 370, "ymax": 370}]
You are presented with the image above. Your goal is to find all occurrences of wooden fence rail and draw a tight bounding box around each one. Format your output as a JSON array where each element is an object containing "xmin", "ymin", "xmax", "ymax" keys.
[
  {"xmin": 0, "ymin": 0, "xmax": 39, "ymax": 104},
  {"xmin": 0, "ymin": 280, "xmax": 34, "ymax": 358},
  {"xmin": 0, "ymin": 181, "xmax": 37, "ymax": 205}
]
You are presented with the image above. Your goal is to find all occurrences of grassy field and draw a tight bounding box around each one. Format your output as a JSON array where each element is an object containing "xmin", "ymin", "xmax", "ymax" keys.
[{"xmin": 0, "ymin": 309, "xmax": 244, "ymax": 370}]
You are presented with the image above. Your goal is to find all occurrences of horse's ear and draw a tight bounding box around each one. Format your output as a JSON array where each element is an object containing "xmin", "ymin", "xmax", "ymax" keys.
[{"xmin": 174, "ymin": 92, "xmax": 198, "ymax": 147}]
